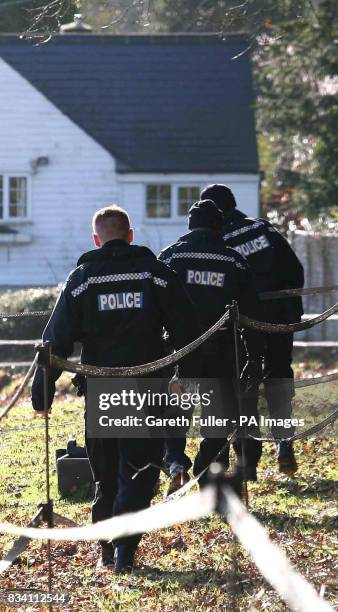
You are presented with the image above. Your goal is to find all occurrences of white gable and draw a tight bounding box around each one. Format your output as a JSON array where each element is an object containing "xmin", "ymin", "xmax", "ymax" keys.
[
  {"xmin": 0, "ymin": 58, "xmax": 260, "ymax": 287},
  {"xmin": 0, "ymin": 58, "xmax": 117, "ymax": 285}
]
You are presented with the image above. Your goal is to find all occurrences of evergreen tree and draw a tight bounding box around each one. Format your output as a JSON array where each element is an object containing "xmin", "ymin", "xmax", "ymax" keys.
[{"xmin": 257, "ymin": 0, "xmax": 338, "ymax": 216}]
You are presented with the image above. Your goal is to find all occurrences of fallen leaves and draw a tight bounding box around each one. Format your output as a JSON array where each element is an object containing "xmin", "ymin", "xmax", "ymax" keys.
[{"xmin": 0, "ymin": 368, "xmax": 336, "ymax": 611}]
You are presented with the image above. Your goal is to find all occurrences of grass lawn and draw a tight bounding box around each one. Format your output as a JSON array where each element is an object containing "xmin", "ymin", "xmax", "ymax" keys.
[{"xmin": 0, "ymin": 366, "xmax": 337, "ymax": 611}]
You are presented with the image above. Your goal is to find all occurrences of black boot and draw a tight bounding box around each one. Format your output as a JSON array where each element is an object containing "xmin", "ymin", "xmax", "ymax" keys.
[
  {"xmin": 233, "ymin": 438, "xmax": 262, "ymax": 482},
  {"xmin": 240, "ymin": 463, "xmax": 257, "ymax": 482},
  {"xmin": 277, "ymin": 441, "xmax": 298, "ymax": 475},
  {"xmin": 114, "ymin": 543, "xmax": 137, "ymax": 574},
  {"xmin": 194, "ymin": 440, "xmax": 230, "ymax": 489}
]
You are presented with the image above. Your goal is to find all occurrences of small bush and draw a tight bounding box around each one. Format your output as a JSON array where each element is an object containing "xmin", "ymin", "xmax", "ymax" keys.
[{"xmin": 0, "ymin": 286, "xmax": 60, "ymax": 362}]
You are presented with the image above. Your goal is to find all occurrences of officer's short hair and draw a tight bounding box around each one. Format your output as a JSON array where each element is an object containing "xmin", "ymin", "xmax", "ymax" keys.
[{"xmin": 93, "ymin": 206, "xmax": 130, "ymax": 239}]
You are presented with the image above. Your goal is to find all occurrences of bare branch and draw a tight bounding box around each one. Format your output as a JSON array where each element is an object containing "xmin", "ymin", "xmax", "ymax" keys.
[{"xmin": 101, "ymin": 0, "xmax": 141, "ymax": 30}]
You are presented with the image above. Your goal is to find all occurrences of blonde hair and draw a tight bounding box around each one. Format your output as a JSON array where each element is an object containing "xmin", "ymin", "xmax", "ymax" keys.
[{"xmin": 92, "ymin": 205, "xmax": 130, "ymax": 241}]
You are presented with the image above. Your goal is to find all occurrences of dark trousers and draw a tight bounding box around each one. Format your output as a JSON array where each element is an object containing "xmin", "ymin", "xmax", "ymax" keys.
[
  {"xmin": 263, "ymin": 333, "xmax": 295, "ymax": 439},
  {"xmin": 85, "ymin": 434, "xmax": 163, "ymax": 548},
  {"xmin": 193, "ymin": 372, "xmax": 262, "ymax": 478},
  {"xmin": 193, "ymin": 437, "xmax": 262, "ymax": 481},
  {"xmin": 165, "ymin": 332, "xmax": 262, "ymax": 479}
]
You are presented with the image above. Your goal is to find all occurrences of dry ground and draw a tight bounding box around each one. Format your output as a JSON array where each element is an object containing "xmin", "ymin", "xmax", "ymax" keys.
[{"xmin": 0, "ymin": 363, "xmax": 336, "ymax": 611}]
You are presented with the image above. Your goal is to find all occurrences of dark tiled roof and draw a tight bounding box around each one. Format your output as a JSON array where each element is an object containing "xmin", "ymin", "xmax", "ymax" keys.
[{"xmin": 0, "ymin": 34, "xmax": 258, "ymax": 173}]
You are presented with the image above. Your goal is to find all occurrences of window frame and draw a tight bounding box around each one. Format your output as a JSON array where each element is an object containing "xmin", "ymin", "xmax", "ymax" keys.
[
  {"xmin": 176, "ymin": 185, "xmax": 201, "ymax": 218},
  {"xmin": 144, "ymin": 183, "xmax": 201, "ymax": 222},
  {"xmin": 0, "ymin": 174, "xmax": 31, "ymax": 223},
  {"xmin": 145, "ymin": 183, "xmax": 172, "ymax": 220}
]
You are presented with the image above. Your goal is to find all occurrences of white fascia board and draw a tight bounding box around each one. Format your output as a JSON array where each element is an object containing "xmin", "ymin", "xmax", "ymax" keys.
[{"xmin": 117, "ymin": 173, "xmax": 259, "ymax": 184}]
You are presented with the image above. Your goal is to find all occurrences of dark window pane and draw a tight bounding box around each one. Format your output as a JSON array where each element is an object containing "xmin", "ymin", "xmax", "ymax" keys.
[
  {"xmin": 146, "ymin": 185, "xmax": 157, "ymax": 200},
  {"xmin": 178, "ymin": 186, "xmax": 200, "ymax": 216},
  {"xmin": 9, "ymin": 177, "xmax": 27, "ymax": 217},
  {"xmin": 0, "ymin": 176, "xmax": 3, "ymax": 219},
  {"xmin": 146, "ymin": 184, "xmax": 171, "ymax": 218},
  {"xmin": 159, "ymin": 185, "xmax": 171, "ymax": 200}
]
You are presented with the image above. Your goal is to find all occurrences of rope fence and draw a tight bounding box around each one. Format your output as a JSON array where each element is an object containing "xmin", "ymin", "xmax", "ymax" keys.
[
  {"xmin": 0, "ymin": 420, "xmax": 78, "ymax": 434},
  {"xmin": 49, "ymin": 310, "xmax": 230, "ymax": 377},
  {"xmin": 221, "ymin": 487, "xmax": 332, "ymax": 612},
  {"xmin": 239, "ymin": 302, "xmax": 338, "ymax": 335},
  {"xmin": 0, "ymin": 310, "xmax": 50, "ymax": 320},
  {"xmin": 259, "ymin": 284, "xmax": 338, "ymax": 300},
  {"xmin": 294, "ymin": 372, "xmax": 338, "ymax": 388},
  {"xmin": 46, "ymin": 301, "xmax": 337, "ymax": 378},
  {"xmin": 0, "ymin": 355, "xmax": 38, "ymax": 421},
  {"xmin": 0, "ymin": 482, "xmax": 332, "ymax": 612},
  {"xmin": 0, "ymin": 486, "xmax": 215, "ymax": 542},
  {"xmin": 0, "ymin": 284, "xmax": 336, "ymax": 610},
  {"xmin": 0, "ymin": 339, "xmax": 40, "ymax": 346},
  {"xmin": 0, "ymin": 361, "xmax": 37, "ymax": 367},
  {"xmin": 248, "ymin": 406, "xmax": 338, "ymax": 443},
  {"xmin": 302, "ymin": 313, "xmax": 338, "ymax": 320},
  {"xmin": 1, "ymin": 375, "xmax": 336, "ymax": 438},
  {"xmin": 0, "ymin": 299, "xmax": 337, "ymax": 435},
  {"xmin": 0, "ymin": 306, "xmax": 337, "ymax": 347},
  {"xmin": 0, "ymin": 284, "xmax": 336, "ymax": 320}
]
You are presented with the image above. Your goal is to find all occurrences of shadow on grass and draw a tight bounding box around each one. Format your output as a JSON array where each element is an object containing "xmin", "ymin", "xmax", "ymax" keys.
[
  {"xmin": 253, "ymin": 510, "xmax": 337, "ymax": 532},
  {"xmin": 133, "ymin": 565, "xmax": 260, "ymax": 594},
  {"xmin": 277, "ymin": 478, "xmax": 337, "ymax": 499}
]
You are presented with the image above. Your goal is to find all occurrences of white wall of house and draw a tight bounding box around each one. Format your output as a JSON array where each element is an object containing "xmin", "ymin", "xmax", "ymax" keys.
[
  {"xmin": 0, "ymin": 58, "xmax": 117, "ymax": 286},
  {"xmin": 0, "ymin": 58, "xmax": 260, "ymax": 286},
  {"xmin": 118, "ymin": 173, "xmax": 260, "ymax": 254}
]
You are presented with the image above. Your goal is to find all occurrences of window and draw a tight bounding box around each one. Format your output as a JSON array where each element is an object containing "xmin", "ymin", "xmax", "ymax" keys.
[
  {"xmin": 9, "ymin": 177, "xmax": 28, "ymax": 218},
  {"xmin": 178, "ymin": 186, "xmax": 200, "ymax": 216},
  {"xmin": 145, "ymin": 184, "xmax": 201, "ymax": 220},
  {"xmin": 146, "ymin": 184, "xmax": 171, "ymax": 218},
  {"xmin": 0, "ymin": 175, "xmax": 28, "ymax": 220},
  {"xmin": 0, "ymin": 176, "xmax": 3, "ymax": 219}
]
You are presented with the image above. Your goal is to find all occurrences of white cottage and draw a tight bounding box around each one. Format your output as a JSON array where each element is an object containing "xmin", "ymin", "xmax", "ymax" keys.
[{"xmin": 0, "ymin": 32, "xmax": 259, "ymax": 286}]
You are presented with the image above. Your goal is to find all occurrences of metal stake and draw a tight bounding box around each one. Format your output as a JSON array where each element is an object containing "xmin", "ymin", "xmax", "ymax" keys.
[
  {"xmin": 230, "ymin": 301, "xmax": 249, "ymax": 507},
  {"xmin": 37, "ymin": 342, "xmax": 54, "ymax": 606}
]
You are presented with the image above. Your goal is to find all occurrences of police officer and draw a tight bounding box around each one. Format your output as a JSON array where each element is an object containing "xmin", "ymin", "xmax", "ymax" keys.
[
  {"xmin": 159, "ymin": 200, "xmax": 264, "ymax": 492},
  {"xmin": 201, "ymin": 184, "xmax": 304, "ymax": 474},
  {"xmin": 31, "ymin": 205, "xmax": 201, "ymax": 573}
]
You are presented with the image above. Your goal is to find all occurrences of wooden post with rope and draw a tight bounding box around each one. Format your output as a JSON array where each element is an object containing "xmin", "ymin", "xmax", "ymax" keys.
[
  {"xmin": 37, "ymin": 340, "xmax": 54, "ymax": 609},
  {"xmin": 229, "ymin": 301, "xmax": 249, "ymax": 507}
]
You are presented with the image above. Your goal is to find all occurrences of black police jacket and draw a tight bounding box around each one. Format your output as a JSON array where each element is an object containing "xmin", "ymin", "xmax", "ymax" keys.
[
  {"xmin": 159, "ymin": 229, "xmax": 263, "ymax": 358},
  {"xmin": 31, "ymin": 240, "xmax": 201, "ymax": 410},
  {"xmin": 221, "ymin": 210, "xmax": 304, "ymax": 323}
]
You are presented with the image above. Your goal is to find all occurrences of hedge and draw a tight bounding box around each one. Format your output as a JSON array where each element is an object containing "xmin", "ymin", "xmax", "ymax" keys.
[{"xmin": 0, "ymin": 286, "xmax": 60, "ymax": 362}]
